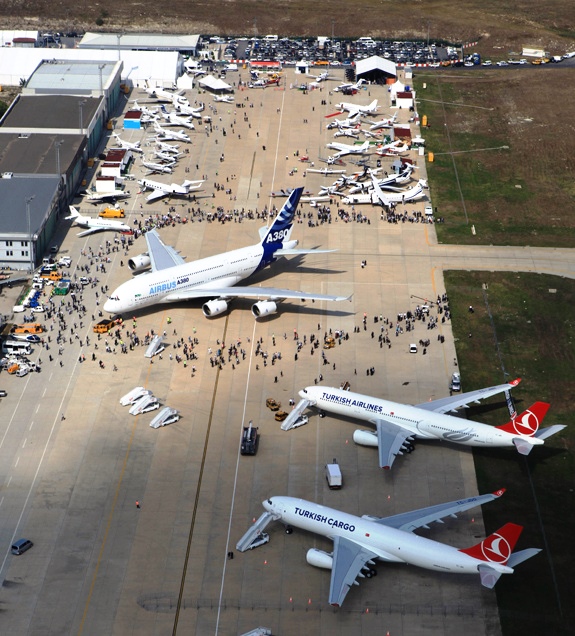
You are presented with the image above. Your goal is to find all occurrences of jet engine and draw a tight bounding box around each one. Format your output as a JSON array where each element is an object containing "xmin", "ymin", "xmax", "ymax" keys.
[
  {"xmin": 353, "ymin": 429, "xmax": 378, "ymax": 447},
  {"xmin": 128, "ymin": 254, "xmax": 151, "ymax": 273},
  {"xmin": 306, "ymin": 548, "xmax": 333, "ymax": 570},
  {"xmin": 202, "ymin": 299, "xmax": 229, "ymax": 317},
  {"xmin": 251, "ymin": 300, "xmax": 278, "ymax": 318}
]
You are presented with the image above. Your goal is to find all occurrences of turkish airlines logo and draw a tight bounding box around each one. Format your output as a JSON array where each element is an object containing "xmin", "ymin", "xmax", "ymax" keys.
[
  {"xmin": 481, "ymin": 533, "xmax": 512, "ymax": 563},
  {"xmin": 510, "ymin": 409, "xmax": 540, "ymax": 436}
]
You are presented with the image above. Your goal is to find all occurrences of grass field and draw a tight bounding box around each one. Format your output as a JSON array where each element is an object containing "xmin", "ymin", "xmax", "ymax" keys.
[
  {"xmin": 3, "ymin": 1, "xmax": 575, "ymax": 54},
  {"xmin": 414, "ymin": 68, "xmax": 575, "ymax": 246},
  {"xmin": 445, "ymin": 271, "xmax": 575, "ymax": 635}
]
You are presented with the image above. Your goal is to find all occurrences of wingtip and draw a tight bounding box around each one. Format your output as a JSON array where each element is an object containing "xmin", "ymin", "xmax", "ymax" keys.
[
  {"xmin": 509, "ymin": 378, "xmax": 521, "ymax": 386},
  {"xmin": 493, "ymin": 488, "xmax": 506, "ymax": 498}
]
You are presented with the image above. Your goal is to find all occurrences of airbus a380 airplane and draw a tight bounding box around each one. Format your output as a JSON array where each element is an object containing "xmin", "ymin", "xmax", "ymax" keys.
[
  {"xmin": 104, "ymin": 188, "xmax": 350, "ymax": 318},
  {"xmin": 241, "ymin": 489, "xmax": 540, "ymax": 607},
  {"xmin": 295, "ymin": 381, "xmax": 565, "ymax": 468}
]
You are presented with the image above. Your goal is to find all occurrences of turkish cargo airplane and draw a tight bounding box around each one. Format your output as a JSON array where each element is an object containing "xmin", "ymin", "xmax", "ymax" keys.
[
  {"xmin": 245, "ymin": 490, "xmax": 540, "ymax": 607},
  {"xmin": 296, "ymin": 381, "xmax": 565, "ymax": 468},
  {"xmin": 104, "ymin": 188, "xmax": 350, "ymax": 319}
]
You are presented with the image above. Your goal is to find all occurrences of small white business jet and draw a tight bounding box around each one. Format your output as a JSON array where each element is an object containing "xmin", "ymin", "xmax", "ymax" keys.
[
  {"xmin": 137, "ymin": 177, "xmax": 203, "ymax": 203},
  {"xmin": 111, "ymin": 133, "xmax": 144, "ymax": 154},
  {"xmin": 65, "ymin": 206, "xmax": 131, "ymax": 237},
  {"xmin": 326, "ymin": 139, "xmax": 370, "ymax": 160}
]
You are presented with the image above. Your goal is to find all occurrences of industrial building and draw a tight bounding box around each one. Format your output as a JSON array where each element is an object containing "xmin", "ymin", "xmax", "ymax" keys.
[
  {"xmin": 0, "ymin": 60, "xmax": 124, "ymax": 269},
  {"xmin": 79, "ymin": 32, "xmax": 200, "ymax": 57}
]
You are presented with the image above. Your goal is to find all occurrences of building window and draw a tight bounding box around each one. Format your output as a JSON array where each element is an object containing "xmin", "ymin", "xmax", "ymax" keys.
[
  {"xmin": 6, "ymin": 240, "xmax": 13, "ymax": 247},
  {"xmin": 6, "ymin": 250, "xmax": 13, "ymax": 256},
  {"xmin": 22, "ymin": 250, "xmax": 29, "ymax": 257},
  {"xmin": 21, "ymin": 240, "xmax": 29, "ymax": 247}
]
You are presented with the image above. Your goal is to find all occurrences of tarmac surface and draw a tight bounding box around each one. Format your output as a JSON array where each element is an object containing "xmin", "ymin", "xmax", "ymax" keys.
[{"xmin": 1, "ymin": 68, "xmax": 574, "ymax": 636}]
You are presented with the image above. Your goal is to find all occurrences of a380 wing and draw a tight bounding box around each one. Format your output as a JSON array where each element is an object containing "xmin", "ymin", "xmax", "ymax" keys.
[
  {"xmin": 373, "ymin": 489, "xmax": 505, "ymax": 533},
  {"xmin": 164, "ymin": 285, "xmax": 351, "ymax": 303},
  {"xmin": 145, "ymin": 229, "xmax": 186, "ymax": 272},
  {"xmin": 328, "ymin": 536, "xmax": 379, "ymax": 607},
  {"xmin": 415, "ymin": 379, "xmax": 521, "ymax": 414}
]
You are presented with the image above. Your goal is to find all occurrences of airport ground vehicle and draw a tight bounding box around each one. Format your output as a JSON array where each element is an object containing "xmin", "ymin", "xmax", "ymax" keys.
[
  {"xmin": 266, "ymin": 398, "xmax": 280, "ymax": 411},
  {"xmin": 129, "ymin": 394, "xmax": 160, "ymax": 415},
  {"xmin": 11, "ymin": 539, "xmax": 33, "ymax": 555},
  {"xmin": 451, "ymin": 372, "xmax": 461, "ymax": 392},
  {"xmin": 53, "ymin": 280, "xmax": 71, "ymax": 295},
  {"xmin": 325, "ymin": 460, "xmax": 343, "ymax": 489},
  {"xmin": 323, "ymin": 336, "xmax": 335, "ymax": 349},
  {"xmin": 0, "ymin": 389, "xmax": 7, "ymax": 397},
  {"xmin": 274, "ymin": 410, "xmax": 288, "ymax": 422},
  {"xmin": 150, "ymin": 407, "xmax": 180, "ymax": 428},
  {"xmin": 241, "ymin": 422, "xmax": 259, "ymax": 455},
  {"xmin": 2, "ymin": 341, "xmax": 32, "ymax": 355},
  {"xmin": 93, "ymin": 319, "xmax": 115, "ymax": 333},
  {"xmin": 99, "ymin": 207, "xmax": 125, "ymax": 218},
  {"xmin": 58, "ymin": 256, "xmax": 72, "ymax": 267}
]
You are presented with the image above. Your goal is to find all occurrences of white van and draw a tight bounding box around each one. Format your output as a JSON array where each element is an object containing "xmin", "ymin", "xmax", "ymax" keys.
[
  {"xmin": 2, "ymin": 341, "xmax": 32, "ymax": 356},
  {"xmin": 264, "ymin": 34, "xmax": 278, "ymax": 42}
]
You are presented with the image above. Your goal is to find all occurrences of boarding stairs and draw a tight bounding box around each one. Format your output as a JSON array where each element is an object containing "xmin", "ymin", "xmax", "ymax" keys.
[
  {"xmin": 280, "ymin": 398, "xmax": 311, "ymax": 431},
  {"xmin": 236, "ymin": 511, "xmax": 278, "ymax": 552}
]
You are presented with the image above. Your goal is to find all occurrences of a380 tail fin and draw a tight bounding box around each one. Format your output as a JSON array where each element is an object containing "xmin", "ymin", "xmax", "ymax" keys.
[
  {"xmin": 261, "ymin": 188, "xmax": 303, "ymax": 247},
  {"xmin": 496, "ymin": 401, "xmax": 550, "ymax": 436}
]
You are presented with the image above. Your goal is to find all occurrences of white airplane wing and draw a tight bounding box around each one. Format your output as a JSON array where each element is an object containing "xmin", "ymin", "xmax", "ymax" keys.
[
  {"xmin": 328, "ymin": 536, "xmax": 379, "ymax": 606},
  {"xmin": 77, "ymin": 227, "xmax": 102, "ymax": 237},
  {"xmin": 146, "ymin": 189, "xmax": 169, "ymax": 203},
  {"xmin": 374, "ymin": 419, "xmax": 414, "ymax": 469},
  {"xmin": 163, "ymin": 285, "xmax": 351, "ymax": 303},
  {"xmin": 145, "ymin": 229, "xmax": 186, "ymax": 271},
  {"xmin": 415, "ymin": 379, "xmax": 521, "ymax": 414},
  {"xmin": 373, "ymin": 489, "xmax": 505, "ymax": 533}
]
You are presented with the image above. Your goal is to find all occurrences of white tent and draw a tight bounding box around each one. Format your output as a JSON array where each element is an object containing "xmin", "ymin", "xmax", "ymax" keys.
[
  {"xmin": 355, "ymin": 56, "xmax": 397, "ymax": 80},
  {"xmin": 198, "ymin": 74, "xmax": 233, "ymax": 93}
]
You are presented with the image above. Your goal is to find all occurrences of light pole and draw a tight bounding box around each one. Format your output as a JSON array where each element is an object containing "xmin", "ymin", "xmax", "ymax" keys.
[
  {"xmin": 55, "ymin": 139, "xmax": 64, "ymax": 181},
  {"xmin": 25, "ymin": 195, "xmax": 35, "ymax": 273},
  {"xmin": 78, "ymin": 99, "xmax": 86, "ymax": 134},
  {"xmin": 98, "ymin": 63, "xmax": 105, "ymax": 97}
]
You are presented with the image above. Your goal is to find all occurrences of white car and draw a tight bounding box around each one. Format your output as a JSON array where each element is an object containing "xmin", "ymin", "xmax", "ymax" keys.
[
  {"xmin": 58, "ymin": 256, "xmax": 72, "ymax": 267},
  {"xmin": 482, "ymin": 60, "xmax": 492, "ymax": 66},
  {"xmin": 30, "ymin": 305, "xmax": 45, "ymax": 313},
  {"xmin": 496, "ymin": 60, "xmax": 509, "ymax": 67}
]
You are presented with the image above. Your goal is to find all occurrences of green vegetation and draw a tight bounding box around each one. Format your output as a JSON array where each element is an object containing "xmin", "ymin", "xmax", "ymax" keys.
[
  {"xmin": 445, "ymin": 271, "xmax": 574, "ymax": 635},
  {"xmin": 414, "ymin": 70, "xmax": 575, "ymax": 247}
]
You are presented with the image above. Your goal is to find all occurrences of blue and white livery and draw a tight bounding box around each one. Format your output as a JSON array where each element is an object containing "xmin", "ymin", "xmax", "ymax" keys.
[{"xmin": 104, "ymin": 188, "xmax": 350, "ymax": 318}]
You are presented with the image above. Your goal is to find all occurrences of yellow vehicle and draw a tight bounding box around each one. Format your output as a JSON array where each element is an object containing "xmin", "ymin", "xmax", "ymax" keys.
[
  {"xmin": 40, "ymin": 270, "xmax": 62, "ymax": 281},
  {"xmin": 99, "ymin": 207, "xmax": 125, "ymax": 218},
  {"xmin": 12, "ymin": 323, "xmax": 45, "ymax": 334},
  {"xmin": 266, "ymin": 398, "xmax": 281, "ymax": 411},
  {"xmin": 323, "ymin": 336, "xmax": 335, "ymax": 349},
  {"xmin": 93, "ymin": 319, "xmax": 115, "ymax": 334},
  {"xmin": 274, "ymin": 410, "xmax": 288, "ymax": 422},
  {"xmin": 7, "ymin": 363, "xmax": 19, "ymax": 374}
]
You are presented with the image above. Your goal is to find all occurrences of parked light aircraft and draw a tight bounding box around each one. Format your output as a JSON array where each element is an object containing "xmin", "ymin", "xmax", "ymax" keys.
[
  {"xmin": 156, "ymin": 140, "xmax": 180, "ymax": 154},
  {"xmin": 174, "ymin": 100, "xmax": 205, "ymax": 118},
  {"xmin": 375, "ymin": 139, "xmax": 410, "ymax": 156},
  {"xmin": 155, "ymin": 149, "xmax": 182, "ymax": 163},
  {"xmin": 368, "ymin": 112, "xmax": 398, "ymax": 130},
  {"xmin": 65, "ymin": 206, "xmax": 131, "ymax": 237},
  {"xmin": 214, "ymin": 95, "xmax": 234, "ymax": 103},
  {"xmin": 141, "ymin": 158, "xmax": 175, "ymax": 175},
  {"xmin": 159, "ymin": 105, "xmax": 195, "ymax": 130},
  {"xmin": 132, "ymin": 100, "xmax": 158, "ymax": 118},
  {"xmin": 326, "ymin": 113, "xmax": 361, "ymax": 130},
  {"xmin": 295, "ymin": 381, "xmax": 565, "ymax": 468},
  {"xmin": 342, "ymin": 178, "xmax": 427, "ymax": 206},
  {"xmin": 111, "ymin": 134, "xmax": 143, "ymax": 154},
  {"xmin": 104, "ymin": 188, "xmax": 350, "ymax": 318},
  {"xmin": 144, "ymin": 84, "xmax": 184, "ymax": 103},
  {"xmin": 333, "ymin": 98, "xmax": 378, "ymax": 118},
  {"xmin": 152, "ymin": 122, "xmax": 191, "ymax": 142},
  {"xmin": 327, "ymin": 139, "xmax": 370, "ymax": 160},
  {"xmin": 246, "ymin": 489, "xmax": 540, "ymax": 606},
  {"xmin": 333, "ymin": 78, "xmax": 366, "ymax": 93},
  {"xmin": 138, "ymin": 177, "xmax": 203, "ymax": 203},
  {"xmin": 81, "ymin": 189, "xmax": 131, "ymax": 204}
]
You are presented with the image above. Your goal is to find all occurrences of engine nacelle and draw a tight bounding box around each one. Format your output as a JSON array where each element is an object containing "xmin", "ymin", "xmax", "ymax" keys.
[
  {"xmin": 306, "ymin": 548, "xmax": 333, "ymax": 570},
  {"xmin": 353, "ymin": 429, "xmax": 379, "ymax": 448},
  {"xmin": 202, "ymin": 299, "xmax": 229, "ymax": 317},
  {"xmin": 128, "ymin": 254, "xmax": 151, "ymax": 273},
  {"xmin": 251, "ymin": 300, "xmax": 278, "ymax": 318}
]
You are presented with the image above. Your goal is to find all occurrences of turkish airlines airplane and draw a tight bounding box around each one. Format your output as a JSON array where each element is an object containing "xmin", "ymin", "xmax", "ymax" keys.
[
  {"xmin": 240, "ymin": 490, "xmax": 540, "ymax": 607},
  {"xmin": 104, "ymin": 188, "xmax": 350, "ymax": 318},
  {"xmin": 296, "ymin": 381, "xmax": 565, "ymax": 468}
]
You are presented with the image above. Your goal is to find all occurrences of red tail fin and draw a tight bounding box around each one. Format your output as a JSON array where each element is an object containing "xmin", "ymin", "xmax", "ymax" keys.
[
  {"xmin": 496, "ymin": 402, "xmax": 550, "ymax": 437},
  {"xmin": 459, "ymin": 523, "xmax": 523, "ymax": 564}
]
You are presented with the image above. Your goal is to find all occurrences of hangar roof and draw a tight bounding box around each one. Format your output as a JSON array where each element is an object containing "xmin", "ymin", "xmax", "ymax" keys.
[
  {"xmin": 26, "ymin": 60, "xmax": 117, "ymax": 93},
  {"xmin": 79, "ymin": 32, "xmax": 200, "ymax": 51},
  {"xmin": 1, "ymin": 95, "xmax": 101, "ymax": 132},
  {"xmin": 0, "ymin": 133, "xmax": 85, "ymax": 175},
  {"xmin": 0, "ymin": 174, "xmax": 59, "ymax": 235},
  {"xmin": 355, "ymin": 56, "xmax": 397, "ymax": 78}
]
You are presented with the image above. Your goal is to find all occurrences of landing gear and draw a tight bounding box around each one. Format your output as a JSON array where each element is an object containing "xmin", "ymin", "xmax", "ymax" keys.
[
  {"xmin": 364, "ymin": 568, "xmax": 377, "ymax": 578},
  {"xmin": 318, "ymin": 410, "xmax": 326, "ymax": 419},
  {"xmin": 285, "ymin": 525, "xmax": 293, "ymax": 535},
  {"xmin": 404, "ymin": 441, "xmax": 415, "ymax": 453}
]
